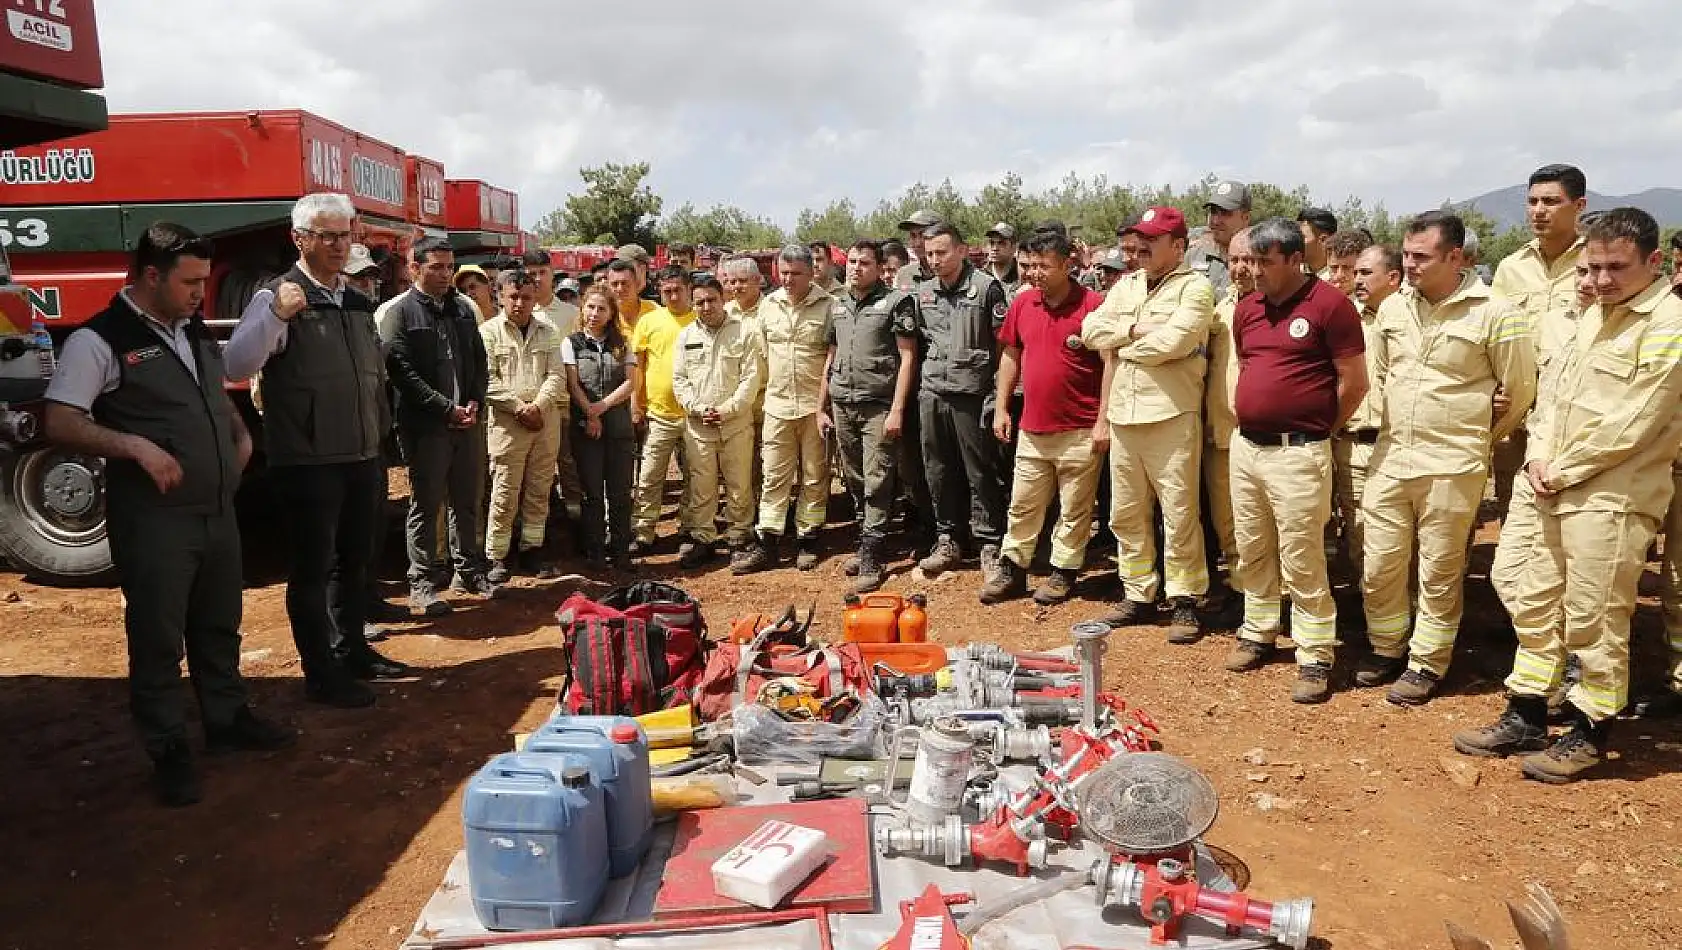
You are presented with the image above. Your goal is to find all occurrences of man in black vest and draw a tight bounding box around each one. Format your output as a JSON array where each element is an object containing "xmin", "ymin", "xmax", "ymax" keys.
[
  {"xmin": 378, "ymin": 237, "xmax": 495, "ymax": 612},
  {"xmin": 45, "ymin": 222, "xmax": 295, "ymax": 807},
  {"xmin": 224, "ymin": 193, "xmax": 407, "ymax": 707}
]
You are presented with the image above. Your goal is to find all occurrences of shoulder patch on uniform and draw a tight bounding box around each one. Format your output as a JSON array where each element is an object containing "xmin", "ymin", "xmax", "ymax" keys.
[
  {"xmin": 124, "ymin": 345, "xmax": 165, "ymax": 366},
  {"xmin": 992, "ymin": 301, "xmax": 1008, "ymax": 319}
]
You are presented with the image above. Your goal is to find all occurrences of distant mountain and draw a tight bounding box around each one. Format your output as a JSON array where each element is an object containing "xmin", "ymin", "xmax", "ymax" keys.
[{"xmin": 1458, "ymin": 184, "xmax": 1682, "ymax": 231}]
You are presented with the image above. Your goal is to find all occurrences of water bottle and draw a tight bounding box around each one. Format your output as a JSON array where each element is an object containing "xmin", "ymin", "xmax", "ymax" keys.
[{"xmin": 30, "ymin": 319, "xmax": 54, "ymax": 379}]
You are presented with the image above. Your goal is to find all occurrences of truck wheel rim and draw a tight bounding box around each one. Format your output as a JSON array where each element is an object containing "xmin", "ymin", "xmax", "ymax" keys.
[{"xmin": 17, "ymin": 451, "xmax": 105, "ymax": 545}]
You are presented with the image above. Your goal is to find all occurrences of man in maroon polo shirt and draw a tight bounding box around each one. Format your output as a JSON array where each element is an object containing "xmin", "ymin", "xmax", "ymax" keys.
[
  {"xmin": 1222, "ymin": 217, "xmax": 1370, "ymax": 705},
  {"xmin": 981, "ymin": 229, "xmax": 1107, "ymax": 605}
]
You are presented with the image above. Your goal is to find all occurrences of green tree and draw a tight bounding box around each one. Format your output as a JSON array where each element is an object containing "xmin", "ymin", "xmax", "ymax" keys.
[
  {"xmin": 536, "ymin": 162, "xmax": 662, "ymax": 248},
  {"xmin": 973, "ymin": 172, "xmax": 1042, "ymax": 237},
  {"xmin": 795, "ymin": 198, "xmax": 865, "ymax": 246},
  {"xmin": 661, "ymin": 202, "xmax": 786, "ymax": 249}
]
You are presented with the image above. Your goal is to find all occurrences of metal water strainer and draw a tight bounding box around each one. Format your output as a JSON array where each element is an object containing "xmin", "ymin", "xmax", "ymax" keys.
[{"xmin": 1076, "ymin": 752, "xmax": 1220, "ymax": 854}]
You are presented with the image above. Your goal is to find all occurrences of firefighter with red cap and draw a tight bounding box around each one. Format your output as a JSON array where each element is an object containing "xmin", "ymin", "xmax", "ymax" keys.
[{"xmin": 1080, "ymin": 206, "xmax": 1215, "ymax": 644}]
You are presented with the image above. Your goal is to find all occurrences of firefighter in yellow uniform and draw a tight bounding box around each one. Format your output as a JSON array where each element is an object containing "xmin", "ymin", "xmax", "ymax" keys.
[
  {"xmin": 735, "ymin": 245, "xmax": 835, "ymax": 574},
  {"xmin": 671, "ymin": 274, "xmax": 764, "ymax": 567},
  {"xmin": 1455, "ymin": 207, "xmax": 1682, "ymax": 783},
  {"xmin": 1081, "ymin": 207, "xmax": 1213, "ymax": 644},
  {"xmin": 1202, "ymin": 227, "xmax": 1254, "ymax": 619},
  {"xmin": 722, "ymin": 255, "xmax": 769, "ymax": 509},
  {"xmin": 1356, "ymin": 213, "xmax": 1536, "ymax": 706},
  {"xmin": 1643, "ymin": 456, "xmax": 1682, "ymax": 718},
  {"xmin": 1337, "ymin": 244, "xmax": 1403, "ymax": 585},
  {"xmin": 480, "ymin": 270, "xmax": 567, "ymax": 581},
  {"xmin": 1487, "ymin": 164, "xmax": 1587, "ymax": 549}
]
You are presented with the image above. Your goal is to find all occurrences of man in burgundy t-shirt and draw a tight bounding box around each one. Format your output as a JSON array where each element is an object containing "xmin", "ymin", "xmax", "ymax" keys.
[
  {"xmin": 980, "ymin": 229, "xmax": 1107, "ymax": 606},
  {"xmin": 1223, "ymin": 217, "xmax": 1370, "ymax": 705}
]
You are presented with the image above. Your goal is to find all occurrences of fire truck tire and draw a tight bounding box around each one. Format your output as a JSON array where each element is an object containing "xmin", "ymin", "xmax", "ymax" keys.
[{"xmin": 0, "ymin": 448, "xmax": 117, "ymax": 586}]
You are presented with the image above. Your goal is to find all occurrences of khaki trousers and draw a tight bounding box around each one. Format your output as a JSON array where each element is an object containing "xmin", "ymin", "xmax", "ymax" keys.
[
  {"xmin": 1332, "ymin": 436, "xmax": 1375, "ymax": 579},
  {"xmin": 484, "ymin": 409, "xmax": 562, "ymax": 560},
  {"xmin": 632, "ymin": 412, "xmax": 688, "ymax": 545},
  {"xmin": 1203, "ymin": 444, "xmax": 1242, "ymax": 591},
  {"xmin": 1499, "ymin": 496, "xmax": 1657, "ymax": 722},
  {"xmin": 1109, "ymin": 414, "xmax": 1207, "ymax": 601},
  {"xmin": 682, "ymin": 421, "xmax": 755, "ymax": 545},
  {"xmin": 1659, "ymin": 471, "xmax": 1682, "ymax": 693},
  {"xmin": 1230, "ymin": 435, "xmax": 1338, "ymax": 666},
  {"xmin": 1002, "ymin": 429, "xmax": 1103, "ymax": 571},
  {"xmin": 1359, "ymin": 469, "xmax": 1484, "ymax": 676},
  {"xmin": 758, "ymin": 413, "xmax": 829, "ymax": 537}
]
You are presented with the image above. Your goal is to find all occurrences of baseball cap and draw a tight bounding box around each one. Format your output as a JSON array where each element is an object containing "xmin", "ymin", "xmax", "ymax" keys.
[
  {"xmin": 1122, "ymin": 206, "xmax": 1189, "ymax": 241},
  {"xmin": 1297, "ymin": 207, "xmax": 1338, "ymax": 235},
  {"xmin": 898, "ymin": 209, "xmax": 940, "ymax": 231},
  {"xmin": 453, "ymin": 264, "xmax": 489, "ymax": 287},
  {"xmin": 1095, "ymin": 248, "xmax": 1126, "ymax": 272},
  {"xmin": 615, "ymin": 243, "xmax": 651, "ymax": 264},
  {"xmin": 343, "ymin": 243, "xmax": 379, "ymax": 276},
  {"xmin": 1205, "ymin": 180, "xmax": 1251, "ymax": 212},
  {"xmin": 557, "ymin": 277, "xmax": 581, "ymax": 294},
  {"xmin": 985, "ymin": 222, "xmax": 1017, "ymax": 241}
]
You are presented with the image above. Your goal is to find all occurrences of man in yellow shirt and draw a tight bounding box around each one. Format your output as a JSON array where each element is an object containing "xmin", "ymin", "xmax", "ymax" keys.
[
  {"xmin": 672, "ymin": 275, "xmax": 764, "ymax": 566},
  {"xmin": 1357, "ymin": 212, "xmax": 1536, "ymax": 705},
  {"xmin": 605, "ymin": 258, "xmax": 658, "ymax": 340},
  {"xmin": 734, "ymin": 245, "xmax": 836, "ymax": 573},
  {"xmin": 1455, "ymin": 208, "xmax": 1682, "ymax": 783},
  {"xmin": 629, "ymin": 265, "xmax": 698, "ymax": 556},
  {"xmin": 1487, "ymin": 164, "xmax": 1587, "ymax": 540},
  {"xmin": 1080, "ymin": 207, "xmax": 1214, "ymax": 644}
]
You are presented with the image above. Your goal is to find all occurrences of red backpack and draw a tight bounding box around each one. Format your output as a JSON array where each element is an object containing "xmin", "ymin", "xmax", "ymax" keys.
[
  {"xmin": 554, "ymin": 581, "xmax": 711, "ymax": 717},
  {"xmin": 691, "ymin": 606, "xmax": 874, "ymax": 722}
]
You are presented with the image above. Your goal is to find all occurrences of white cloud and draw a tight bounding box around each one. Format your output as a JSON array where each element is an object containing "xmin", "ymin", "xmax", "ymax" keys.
[{"xmin": 91, "ymin": 0, "xmax": 1682, "ymax": 229}]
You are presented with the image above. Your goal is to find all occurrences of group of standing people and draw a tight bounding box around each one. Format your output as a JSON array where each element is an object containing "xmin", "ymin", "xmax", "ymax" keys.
[{"xmin": 41, "ymin": 162, "xmax": 1682, "ymax": 806}]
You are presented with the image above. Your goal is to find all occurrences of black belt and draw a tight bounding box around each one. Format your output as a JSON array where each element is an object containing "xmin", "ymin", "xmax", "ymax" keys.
[
  {"xmin": 1241, "ymin": 429, "xmax": 1329, "ymax": 447},
  {"xmin": 1341, "ymin": 428, "xmax": 1380, "ymax": 445}
]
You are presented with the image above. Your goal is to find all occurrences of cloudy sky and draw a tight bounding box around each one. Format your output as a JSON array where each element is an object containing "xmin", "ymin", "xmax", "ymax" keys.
[{"xmin": 95, "ymin": 0, "xmax": 1678, "ymax": 229}]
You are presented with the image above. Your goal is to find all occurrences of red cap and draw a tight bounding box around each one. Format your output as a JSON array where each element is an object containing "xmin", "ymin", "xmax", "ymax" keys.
[
  {"xmin": 610, "ymin": 724, "xmax": 640, "ymax": 744},
  {"xmin": 1124, "ymin": 206, "xmax": 1188, "ymax": 240}
]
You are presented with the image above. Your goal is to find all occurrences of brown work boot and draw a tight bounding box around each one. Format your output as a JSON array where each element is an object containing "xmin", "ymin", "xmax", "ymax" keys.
[
  {"xmin": 1290, "ymin": 663, "xmax": 1333, "ymax": 704},
  {"xmin": 918, "ymin": 535, "xmax": 963, "ymax": 575},
  {"xmin": 978, "ymin": 556, "xmax": 1029, "ymax": 605},
  {"xmin": 1033, "ymin": 568, "xmax": 1079, "ymax": 606},
  {"xmin": 1353, "ymin": 652, "xmax": 1406, "ymax": 688},
  {"xmin": 1101, "ymin": 599, "xmax": 1154, "ymax": 628},
  {"xmin": 795, "ymin": 534, "xmax": 821, "ymax": 571},
  {"xmin": 1386, "ymin": 668, "xmax": 1441, "ymax": 706},
  {"xmin": 1452, "ymin": 697, "xmax": 1549, "ymax": 758},
  {"xmin": 1224, "ymin": 639, "xmax": 1273, "ymax": 673},
  {"xmin": 1165, "ymin": 598, "xmax": 1203, "ymax": 645},
  {"xmin": 850, "ymin": 541, "xmax": 885, "ymax": 594},
  {"xmin": 731, "ymin": 534, "xmax": 778, "ymax": 575},
  {"xmin": 1519, "ymin": 712, "xmax": 1607, "ymax": 785}
]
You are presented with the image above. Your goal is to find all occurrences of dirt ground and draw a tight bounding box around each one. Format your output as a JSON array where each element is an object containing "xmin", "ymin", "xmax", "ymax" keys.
[{"xmin": 2, "ymin": 489, "xmax": 1679, "ymax": 950}]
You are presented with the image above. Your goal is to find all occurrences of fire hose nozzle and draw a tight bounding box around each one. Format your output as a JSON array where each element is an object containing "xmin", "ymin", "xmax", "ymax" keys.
[
  {"xmin": 1090, "ymin": 858, "xmax": 1316, "ymax": 950},
  {"xmin": 875, "ymin": 814, "xmax": 969, "ymax": 867}
]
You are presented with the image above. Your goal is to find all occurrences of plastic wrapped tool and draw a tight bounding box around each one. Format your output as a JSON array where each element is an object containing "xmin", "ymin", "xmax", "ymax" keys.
[{"xmin": 731, "ymin": 691, "xmax": 888, "ymax": 764}]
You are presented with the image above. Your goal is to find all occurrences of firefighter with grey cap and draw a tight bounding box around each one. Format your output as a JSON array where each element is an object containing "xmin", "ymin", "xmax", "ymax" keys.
[
  {"xmin": 984, "ymin": 221, "xmax": 1022, "ymax": 295},
  {"xmin": 895, "ymin": 209, "xmax": 941, "ymax": 290},
  {"xmin": 1189, "ymin": 180, "xmax": 1252, "ymax": 299}
]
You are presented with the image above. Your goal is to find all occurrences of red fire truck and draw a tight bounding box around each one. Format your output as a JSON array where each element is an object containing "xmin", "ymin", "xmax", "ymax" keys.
[{"xmin": 0, "ymin": 106, "xmax": 523, "ymax": 582}]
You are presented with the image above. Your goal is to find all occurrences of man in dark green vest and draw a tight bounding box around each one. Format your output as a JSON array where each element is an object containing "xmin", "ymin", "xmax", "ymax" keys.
[
  {"xmin": 45, "ymin": 222, "xmax": 295, "ymax": 807},
  {"xmin": 224, "ymin": 193, "xmax": 409, "ymax": 706}
]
